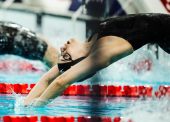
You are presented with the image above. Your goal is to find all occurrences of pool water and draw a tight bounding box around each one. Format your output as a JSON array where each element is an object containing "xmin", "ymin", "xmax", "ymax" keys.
[
  {"xmin": 122, "ymin": 97, "xmax": 170, "ymax": 122},
  {"xmin": 0, "ymin": 53, "xmax": 170, "ymax": 122},
  {"xmin": 0, "ymin": 94, "xmax": 137, "ymax": 117}
]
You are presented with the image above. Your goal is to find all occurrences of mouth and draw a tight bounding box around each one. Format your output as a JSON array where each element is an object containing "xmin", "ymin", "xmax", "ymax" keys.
[
  {"xmin": 59, "ymin": 50, "xmax": 73, "ymax": 63},
  {"xmin": 63, "ymin": 53, "xmax": 72, "ymax": 61}
]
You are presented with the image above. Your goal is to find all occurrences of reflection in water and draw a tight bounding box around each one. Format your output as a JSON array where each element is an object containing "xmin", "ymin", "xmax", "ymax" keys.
[
  {"xmin": 0, "ymin": 94, "xmax": 135, "ymax": 117},
  {"xmin": 0, "ymin": 55, "xmax": 48, "ymax": 83}
]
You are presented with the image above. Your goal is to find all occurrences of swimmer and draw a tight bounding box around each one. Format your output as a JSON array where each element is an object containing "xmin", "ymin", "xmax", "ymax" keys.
[
  {"xmin": 0, "ymin": 21, "xmax": 58, "ymax": 67},
  {"xmin": 0, "ymin": 21, "xmax": 84, "ymax": 105},
  {"xmin": 24, "ymin": 13, "xmax": 170, "ymax": 106}
]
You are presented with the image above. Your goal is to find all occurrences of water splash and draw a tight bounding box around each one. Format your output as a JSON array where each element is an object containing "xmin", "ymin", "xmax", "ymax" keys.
[
  {"xmin": 121, "ymin": 97, "xmax": 170, "ymax": 122},
  {"xmin": 82, "ymin": 48, "xmax": 170, "ymax": 86},
  {"xmin": 14, "ymin": 94, "xmax": 25, "ymax": 114},
  {"xmin": 13, "ymin": 94, "xmax": 40, "ymax": 115}
]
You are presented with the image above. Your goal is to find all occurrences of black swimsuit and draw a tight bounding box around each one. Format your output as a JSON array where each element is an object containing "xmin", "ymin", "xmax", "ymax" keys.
[
  {"xmin": 0, "ymin": 21, "xmax": 47, "ymax": 60},
  {"xmin": 97, "ymin": 13, "xmax": 170, "ymax": 53},
  {"xmin": 58, "ymin": 57, "xmax": 85, "ymax": 72}
]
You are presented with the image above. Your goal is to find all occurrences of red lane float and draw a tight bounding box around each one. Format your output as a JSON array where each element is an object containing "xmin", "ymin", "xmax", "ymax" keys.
[
  {"xmin": 0, "ymin": 83, "xmax": 35, "ymax": 94},
  {"xmin": 41, "ymin": 116, "xmax": 74, "ymax": 122},
  {"xmin": 3, "ymin": 116, "xmax": 38, "ymax": 122},
  {"xmin": 138, "ymin": 86, "xmax": 152, "ymax": 97},
  {"xmin": 63, "ymin": 85, "xmax": 153, "ymax": 97},
  {"xmin": 1, "ymin": 83, "xmax": 170, "ymax": 98},
  {"xmin": 0, "ymin": 83, "xmax": 13, "ymax": 94},
  {"xmin": 3, "ymin": 116, "xmax": 133, "ymax": 122},
  {"xmin": 123, "ymin": 86, "xmax": 139, "ymax": 97},
  {"xmin": 77, "ymin": 116, "xmax": 112, "ymax": 122},
  {"xmin": 113, "ymin": 117, "xmax": 121, "ymax": 122},
  {"xmin": 77, "ymin": 85, "xmax": 91, "ymax": 96},
  {"xmin": 14, "ymin": 84, "xmax": 29, "ymax": 94},
  {"xmin": 108, "ymin": 86, "xmax": 123, "ymax": 97},
  {"xmin": 91, "ymin": 85, "xmax": 108, "ymax": 96},
  {"xmin": 63, "ymin": 85, "xmax": 77, "ymax": 96},
  {"xmin": 41, "ymin": 116, "xmax": 64, "ymax": 122}
]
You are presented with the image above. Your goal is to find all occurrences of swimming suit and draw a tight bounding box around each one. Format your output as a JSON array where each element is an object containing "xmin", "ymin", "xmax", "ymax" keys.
[
  {"xmin": 97, "ymin": 13, "xmax": 170, "ymax": 54},
  {"xmin": 58, "ymin": 57, "xmax": 85, "ymax": 72},
  {"xmin": 0, "ymin": 21, "xmax": 48, "ymax": 60}
]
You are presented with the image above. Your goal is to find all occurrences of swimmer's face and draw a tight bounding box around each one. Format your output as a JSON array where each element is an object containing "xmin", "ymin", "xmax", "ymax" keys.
[{"xmin": 60, "ymin": 46, "xmax": 72, "ymax": 62}]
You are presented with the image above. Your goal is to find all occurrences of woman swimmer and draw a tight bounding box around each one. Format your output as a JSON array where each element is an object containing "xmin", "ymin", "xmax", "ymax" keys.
[
  {"xmin": 0, "ymin": 21, "xmax": 58, "ymax": 67},
  {"xmin": 7, "ymin": 13, "xmax": 170, "ymax": 106}
]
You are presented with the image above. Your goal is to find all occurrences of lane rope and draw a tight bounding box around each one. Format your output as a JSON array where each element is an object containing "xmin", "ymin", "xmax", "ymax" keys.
[
  {"xmin": 0, "ymin": 83, "xmax": 169, "ymax": 97},
  {"xmin": 2, "ymin": 115, "xmax": 132, "ymax": 122}
]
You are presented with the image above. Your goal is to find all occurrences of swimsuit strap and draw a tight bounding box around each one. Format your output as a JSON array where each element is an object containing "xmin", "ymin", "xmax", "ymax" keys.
[{"xmin": 58, "ymin": 57, "xmax": 85, "ymax": 72}]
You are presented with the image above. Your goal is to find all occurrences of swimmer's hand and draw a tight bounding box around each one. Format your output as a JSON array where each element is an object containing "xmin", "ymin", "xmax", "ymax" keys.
[
  {"xmin": 30, "ymin": 98, "xmax": 48, "ymax": 107},
  {"xmin": 24, "ymin": 98, "xmax": 48, "ymax": 107}
]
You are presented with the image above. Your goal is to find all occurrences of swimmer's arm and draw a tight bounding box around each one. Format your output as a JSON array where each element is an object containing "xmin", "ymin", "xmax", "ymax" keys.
[
  {"xmin": 24, "ymin": 65, "xmax": 60, "ymax": 106},
  {"xmin": 33, "ymin": 54, "xmax": 102, "ymax": 106},
  {"xmin": 34, "ymin": 36, "xmax": 133, "ymax": 106}
]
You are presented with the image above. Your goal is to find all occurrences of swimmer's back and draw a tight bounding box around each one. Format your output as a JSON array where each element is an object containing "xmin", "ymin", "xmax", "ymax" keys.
[{"xmin": 97, "ymin": 13, "xmax": 170, "ymax": 54}]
